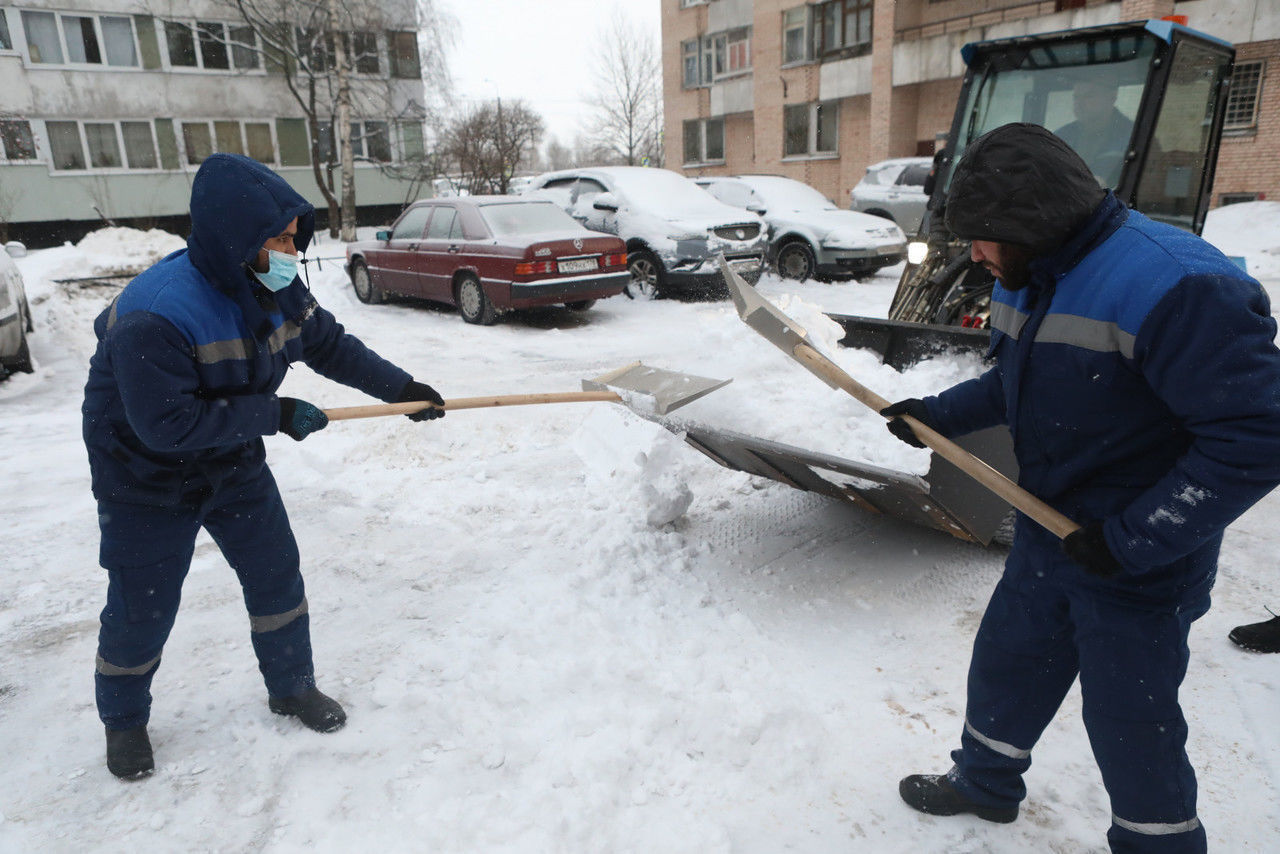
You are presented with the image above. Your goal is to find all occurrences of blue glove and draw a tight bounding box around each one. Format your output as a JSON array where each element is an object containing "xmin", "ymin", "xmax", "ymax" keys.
[{"xmin": 278, "ymin": 397, "xmax": 329, "ymax": 441}]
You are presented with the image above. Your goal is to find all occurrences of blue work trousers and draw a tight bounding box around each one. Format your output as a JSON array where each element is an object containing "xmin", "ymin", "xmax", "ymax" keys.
[
  {"xmin": 95, "ymin": 468, "xmax": 314, "ymax": 730},
  {"xmin": 949, "ymin": 524, "xmax": 1212, "ymax": 854}
]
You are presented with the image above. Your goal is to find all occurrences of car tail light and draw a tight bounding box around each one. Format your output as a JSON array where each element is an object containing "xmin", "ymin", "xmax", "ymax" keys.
[
  {"xmin": 603, "ymin": 253, "xmax": 627, "ymax": 267},
  {"xmin": 515, "ymin": 261, "xmax": 556, "ymax": 275}
]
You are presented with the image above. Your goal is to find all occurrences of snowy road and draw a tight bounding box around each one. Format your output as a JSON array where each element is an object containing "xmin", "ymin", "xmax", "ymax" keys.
[{"xmin": 1, "ymin": 228, "xmax": 1278, "ymax": 852}]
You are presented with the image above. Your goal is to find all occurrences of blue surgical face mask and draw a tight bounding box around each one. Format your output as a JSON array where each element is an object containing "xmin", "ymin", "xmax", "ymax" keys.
[{"xmin": 253, "ymin": 249, "xmax": 299, "ymax": 292}]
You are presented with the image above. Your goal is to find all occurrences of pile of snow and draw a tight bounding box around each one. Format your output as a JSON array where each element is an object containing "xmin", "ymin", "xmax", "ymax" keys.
[{"xmin": 1203, "ymin": 201, "xmax": 1280, "ymax": 279}]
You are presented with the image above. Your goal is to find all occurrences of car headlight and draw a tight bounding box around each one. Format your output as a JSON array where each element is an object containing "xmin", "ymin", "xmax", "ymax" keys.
[{"xmin": 907, "ymin": 241, "xmax": 929, "ymax": 265}]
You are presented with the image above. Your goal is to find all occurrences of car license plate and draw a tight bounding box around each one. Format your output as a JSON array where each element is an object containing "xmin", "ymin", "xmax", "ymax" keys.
[{"xmin": 558, "ymin": 257, "xmax": 598, "ymax": 274}]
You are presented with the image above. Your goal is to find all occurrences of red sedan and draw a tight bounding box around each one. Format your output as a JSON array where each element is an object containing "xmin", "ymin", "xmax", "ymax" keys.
[{"xmin": 344, "ymin": 196, "xmax": 629, "ymax": 325}]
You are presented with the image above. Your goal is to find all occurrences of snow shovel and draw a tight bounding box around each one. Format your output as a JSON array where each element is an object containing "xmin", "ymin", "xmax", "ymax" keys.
[
  {"xmin": 717, "ymin": 256, "xmax": 1079, "ymax": 540},
  {"xmin": 321, "ymin": 362, "xmax": 731, "ymax": 421}
]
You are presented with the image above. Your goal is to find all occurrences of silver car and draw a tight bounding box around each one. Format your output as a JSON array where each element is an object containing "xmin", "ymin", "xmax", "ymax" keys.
[
  {"xmin": 697, "ymin": 175, "xmax": 906, "ymax": 281},
  {"xmin": 524, "ymin": 167, "xmax": 767, "ymax": 299},
  {"xmin": 0, "ymin": 242, "xmax": 33, "ymax": 380},
  {"xmin": 850, "ymin": 157, "xmax": 934, "ymax": 235}
]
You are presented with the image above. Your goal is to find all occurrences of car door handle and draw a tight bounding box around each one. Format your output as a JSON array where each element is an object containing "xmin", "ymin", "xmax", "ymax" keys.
[
  {"xmin": 407, "ymin": 243, "xmax": 419, "ymax": 251},
  {"xmin": 448, "ymin": 245, "xmax": 460, "ymax": 253}
]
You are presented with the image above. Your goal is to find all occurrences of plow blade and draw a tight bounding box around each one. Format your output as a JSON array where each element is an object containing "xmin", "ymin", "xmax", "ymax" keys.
[{"xmin": 659, "ymin": 419, "xmax": 1018, "ymax": 546}]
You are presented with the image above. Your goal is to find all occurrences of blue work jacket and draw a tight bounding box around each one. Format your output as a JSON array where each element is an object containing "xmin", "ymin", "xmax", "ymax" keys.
[
  {"xmin": 82, "ymin": 154, "xmax": 412, "ymax": 506},
  {"xmin": 925, "ymin": 193, "xmax": 1280, "ymax": 579}
]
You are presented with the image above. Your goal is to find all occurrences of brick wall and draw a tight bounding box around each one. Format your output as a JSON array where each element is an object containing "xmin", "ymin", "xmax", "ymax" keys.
[{"xmin": 1214, "ymin": 40, "xmax": 1280, "ymax": 205}]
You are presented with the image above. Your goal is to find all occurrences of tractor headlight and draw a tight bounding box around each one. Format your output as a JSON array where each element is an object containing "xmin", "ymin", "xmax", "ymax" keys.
[{"xmin": 907, "ymin": 241, "xmax": 929, "ymax": 265}]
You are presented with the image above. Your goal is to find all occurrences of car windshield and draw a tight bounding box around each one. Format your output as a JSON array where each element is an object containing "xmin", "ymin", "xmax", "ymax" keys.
[
  {"xmin": 740, "ymin": 177, "xmax": 836, "ymax": 211},
  {"xmin": 479, "ymin": 202, "xmax": 581, "ymax": 236},
  {"xmin": 604, "ymin": 169, "xmax": 734, "ymax": 218}
]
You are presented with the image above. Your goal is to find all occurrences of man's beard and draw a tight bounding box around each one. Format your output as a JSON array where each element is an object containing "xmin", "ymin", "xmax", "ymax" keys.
[{"xmin": 984, "ymin": 244, "xmax": 1037, "ymax": 291}]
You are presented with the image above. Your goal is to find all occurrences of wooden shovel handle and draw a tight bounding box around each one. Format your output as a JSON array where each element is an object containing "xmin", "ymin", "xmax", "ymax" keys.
[
  {"xmin": 793, "ymin": 342, "xmax": 1080, "ymax": 540},
  {"xmin": 324, "ymin": 390, "xmax": 622, "ymax": 422}
]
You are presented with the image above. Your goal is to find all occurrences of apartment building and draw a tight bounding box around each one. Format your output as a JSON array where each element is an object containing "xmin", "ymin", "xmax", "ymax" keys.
[
  {"xmin": 663, "ymin": 0, "xmax": 1280, "ymax": 211},
  {"xmin": 0, "ymin": 0, "xmax": 432, "ymax": 245}
]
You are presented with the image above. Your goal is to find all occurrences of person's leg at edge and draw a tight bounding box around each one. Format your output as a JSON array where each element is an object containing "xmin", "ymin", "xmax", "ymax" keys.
[
  {"xmin": 947, "ymin": 545, "xmax": 1081, "ymax": 810},
  {"xmin": 1074, "ymin": 587, "xmax": 1211, "ymax": 854}
]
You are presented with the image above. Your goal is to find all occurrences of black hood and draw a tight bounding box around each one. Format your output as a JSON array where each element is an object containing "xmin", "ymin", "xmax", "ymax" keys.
[{"xmin": 944, "ymin": 123, "xmax": 1105, "ymax": 255}]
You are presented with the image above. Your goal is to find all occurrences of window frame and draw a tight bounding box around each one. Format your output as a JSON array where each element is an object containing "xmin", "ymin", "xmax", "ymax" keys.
[
  {"xmin": 0, "ymin": 8, "xmax": 14, "ymax": 52},
  {"xmin": 782, "ymin": 6, "xmax": 814, "ymax": 67},
  {"xmin": 682, "ymin": 117, "xmax": 725, "ymax": 166},
  {"xmin": 18, "ymin": 9, "xmax": 141, "ymax": 69},
  {"xmin": 815, "ymin": 0, "xmax": 873, "ymax": 61},
  {"xmin": 782, "ymin": 100, "xmax": 839, "ymax": 159},
  {"xmin": 178, "ymin": 118, "xmax": 279, "ymax": 167},
  {"xmin": 162, "ymin": 17, "xmax": 263, "ymax": 73},
  {"xmin": 1224, "ymin": 59, "xmax": 1265, "ymax": 133},
  {"xmin": 0, "ymin": 119, "xmax": 38, "ymax": 162},
  {"xmin": 41, "ymin": 118, "xmax": 162, "ymax": 173}
]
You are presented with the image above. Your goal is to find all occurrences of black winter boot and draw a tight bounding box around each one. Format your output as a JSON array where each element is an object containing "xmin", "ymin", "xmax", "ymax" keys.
[
  {"xmin": 899, "ymin": 773, "xmax": 1018, "ymax": 823},
  {"xmin": 268, "ymin": 687, "xmax": 347, "ymax": 732},
  {"xmin": 105, "ymin": 725, "xmax": 154, "ymax": 780},
  {"xmin": 1229, "ymin": 614, "xmax": 1280, "ymax": 653}
]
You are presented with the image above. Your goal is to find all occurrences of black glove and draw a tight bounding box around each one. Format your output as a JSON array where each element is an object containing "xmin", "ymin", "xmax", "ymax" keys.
[
  {"xmin": 1063, "ymin": 521, "xmax": 1123, "ymax": 578},
  {"xmin": 278, "ymin": 397, "xmax": 328, "ymax": 441},
  {"xmin": 879, "ymin": 398, "xmax": 937, "ymax": 449},
  {"xmin": 398, "ymin": 380, "xmax": 445, "ymax": 422}
]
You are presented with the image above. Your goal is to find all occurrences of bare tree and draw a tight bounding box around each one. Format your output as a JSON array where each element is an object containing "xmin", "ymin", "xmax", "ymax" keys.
[
  {"xmin": 444, "ymin": 100, "xmax": 545, "ymax": 195},
  {"xmin": 214, "ymin": 0, "xmax": 453, "ymax": 238},
  {"xmin": 542, "ymin": 136, "xmax": 575, "ymax": 172},
  {"xmin": 583, "ymin": 10, "xmax": 663, "ymax": 167}
]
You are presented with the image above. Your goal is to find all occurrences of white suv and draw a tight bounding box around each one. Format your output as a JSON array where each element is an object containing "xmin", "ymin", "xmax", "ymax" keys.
[
  {"xmin": 525, "ymin": 167, "xmax": 767, "ymax": 299},
  {"xmin": 850, "ymin": 157, "xmax": 934, "ymax": 235}
]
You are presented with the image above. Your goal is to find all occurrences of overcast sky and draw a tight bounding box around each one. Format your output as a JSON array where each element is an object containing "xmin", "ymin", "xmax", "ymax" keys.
[{"xmin": 442, "ymin": 0, "xmax": 663, "ymax": 146}]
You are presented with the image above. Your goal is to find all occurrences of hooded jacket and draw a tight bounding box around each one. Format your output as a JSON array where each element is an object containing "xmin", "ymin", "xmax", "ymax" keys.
[
  {"xmin": 922, "ymin": 126, "xmax": 1280, "ymax": 592},
  {"xmin": 82, "ymin": 154, "xmax": 412, "ymax": 505}
]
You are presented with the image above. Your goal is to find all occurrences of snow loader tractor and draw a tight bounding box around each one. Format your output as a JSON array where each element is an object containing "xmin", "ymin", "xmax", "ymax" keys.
[
  {"xmin": 835, "ymin": 18, "xmax": 1237, "ymax": 367},
  {"xmin": 664, "ymin": 21, "xmax": 1237, "ymax": 547}
]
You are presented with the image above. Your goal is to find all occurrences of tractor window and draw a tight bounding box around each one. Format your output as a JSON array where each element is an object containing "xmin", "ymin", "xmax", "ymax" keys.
[
  {"xmin": 1132, "ymin": 42, "xmax": 1231, "ymax": 232},
  {"xmin": 947, "ymin": 33, "xmax": 1156, "ymax": 193}
]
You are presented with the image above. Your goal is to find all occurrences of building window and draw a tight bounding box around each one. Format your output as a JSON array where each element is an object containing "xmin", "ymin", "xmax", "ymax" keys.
[
  {"xmin": 121, "ymin": 121, "xmax": 158, "ymax": 168},
  {"xmin": 783, "ymin": 7, "xmax": 814, "ymax": 65},
  {"xmin": 164, "ymin": 19, "xmax": 258, "ymax": 71},
  {"xmin": 682, "ymin": 39, "xmax": 700, "ymax": 88},
  {"xmin": 1220, "ymin": 192, "xmax": 1261, "ymax": 206},
  {"xmin": 352, "ymin": 121, "xmax": 391, "ymax": 162},
  {"xmin": 180, "ymin": 119, "xmax": 278, "ymax": 165},
  {"xmin": 1225, "ymin": 60, "xmax": 1264, "ymax": 131},
  {"xmin": 683, "ymin": 117, "xmax": 724, "ymax": 164},
  {"xmin": 400, "ymin": 120, "xmax": 425, "ymax": 160},
  {"xmin": 295, "ymin": 27, "xmax": 335, "ymax": 73},
  {"xmin": 714, "ymin": 27, "xmax": 751, "ymax": 77},
  {"xmin": 816, "ymin": 0, "xmax": 872, "ymax": 59},
  {"xmin": 43, "ymin": 120, "xmax": 160, "ymax": 171},
  {"xmin": 47, "ymin": 121, "xmax": 85, "ymax": 170},
  {"xmin": 349, "ymin": 31, "xmax": 379, "ymax": 74},
  {"xmin": 680, "ymin": 0, "xmax": 708, "ymax": 7},
  {"xmin": 0, "ymin": 120, "xmax": 36, "ymax": 160},
  {"xmin": 0, "ymin": 10, "xmax": 12, "ymax": 50},
  {"xmin": 784, "ymin": 101, "xmax": 838, "ymax": 157},
  {"xmin": 388, "ymin": 31, "xmax": 419, "ymax": 79},
  {"xmin": 20, "ymin": 10, "xmax": 139, "ymax": 67}
]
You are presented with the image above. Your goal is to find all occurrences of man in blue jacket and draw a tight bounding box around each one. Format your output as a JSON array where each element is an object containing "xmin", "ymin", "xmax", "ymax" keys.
[
  {"xmin": 82, "ymin": 153, "xmax": 446, "ymax": 779},
  {"xmin": 882, "ymin": 124, "xmax": 1280, "ymax": 853}
]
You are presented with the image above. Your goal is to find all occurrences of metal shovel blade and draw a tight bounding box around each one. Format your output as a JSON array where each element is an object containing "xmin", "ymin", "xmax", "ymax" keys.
[
  {"xmin": 582, "ymin": 362, "xmax": 731, "ymax": 415},
  {"xmin": 717, "ymin": 255, "xmax": 840, "ymax": 389}
]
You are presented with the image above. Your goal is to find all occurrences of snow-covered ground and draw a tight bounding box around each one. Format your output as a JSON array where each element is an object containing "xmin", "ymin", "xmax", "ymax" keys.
[{"xmin": 2, "ymin": 218, "xmax": 1279, "ymax": 853}]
